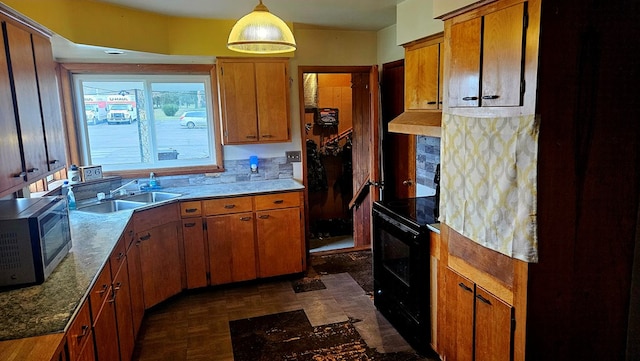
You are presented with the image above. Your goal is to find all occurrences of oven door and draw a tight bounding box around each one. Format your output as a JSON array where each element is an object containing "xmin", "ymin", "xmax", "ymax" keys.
[{"xmin": 372, "ymin": 206, "xmax": 430, "ymax": 345}]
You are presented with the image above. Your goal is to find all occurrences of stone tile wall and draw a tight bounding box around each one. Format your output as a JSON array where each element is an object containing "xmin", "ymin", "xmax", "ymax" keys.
[{"xmin": 416, "ymin": 136, "xmax": 441, "ymax": 194}]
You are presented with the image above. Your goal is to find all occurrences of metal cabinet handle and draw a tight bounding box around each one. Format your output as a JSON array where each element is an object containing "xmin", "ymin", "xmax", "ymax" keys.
[
  {"xmin": 402, "ymin": 179, "xmax": 413, "ymax": 186},
  {"xmin": 185, "ymin": 208, "xmax": 198, "ymax": 213},
  {"xmin": 97, "ymin": 283, "xmax": 108, "ymax": 295},
  {"xmin": 273, "ymin": 200, "xmax": 284, "ymax": 204},
  {"xmin": 116, "ymin": 252, "xmax": 125, "ymax": 260},
  {"xmin": 184, "ymin": 222, "xmax": 196, "ymax": 228},
  {"xmin": 462, "ymin": 96, "xmax": 478, "ymax": 101},
  {"xmin": 262, "ymin": 134, "xmax": 273, "ymax": 138},
  {"xmin": 224, "ymin": 204, "xmax": 236, "ymax": 209},
  {"xmin": 258, "ymin": 215, "xmax": 270, "ymax": 219},
  {"xmin": 75, "ymin": 325, "xmax": 89, "ymax": 341},
  {"xmin": 114, "ymin": 282, "xmax": 122, "ymax": 292},
  {"xmin": 476, "ymin": 294, "xmax": 492, "ymax": 305},
  {"xmin": 458, "ymin": 282, "xmax": 473, "ymax": 293},
  {"xmin": 49, "ymin": 159, "xmax": 59, "ymax": 165},
  {"xmin": 246, "ymin": 135, "xmax": 257, "ymax": 139},
  {"xmin": 13, "ymin": 171, "xmax": 27, "ymax": 178},
  {"xmin": 427, "ymin": 101, "xmax": 437, "ymax": 105},
  {"xmin": 482, "ymin": 95, "xmax": 500, "ymax": 100},
  {"xmin": 27, "ymin": 168, "xmax": 39, "ymax": 173},
  {"xmin": 139, "ymin": 233, "xmax": 151, "ymax": 241},
  {"xmin": 240, "ymin": 216, "xmax": 252, "ymax": 221}
]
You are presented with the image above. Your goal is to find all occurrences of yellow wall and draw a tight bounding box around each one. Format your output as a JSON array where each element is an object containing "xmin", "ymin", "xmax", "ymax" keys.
[{"xmin": 1, "ymin": 0, "xmax": 293, "ymax": 57}]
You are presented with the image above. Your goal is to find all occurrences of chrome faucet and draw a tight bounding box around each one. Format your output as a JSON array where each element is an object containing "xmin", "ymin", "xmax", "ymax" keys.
[{"xmin": 109, "ymin": 179, "xmax": 139, "ymax": 197}]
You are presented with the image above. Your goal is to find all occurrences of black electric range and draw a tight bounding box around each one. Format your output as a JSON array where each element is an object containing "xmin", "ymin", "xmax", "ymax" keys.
[{"xmin": 372, "ymin": 195, "xmax": 439, "ymax": 229}]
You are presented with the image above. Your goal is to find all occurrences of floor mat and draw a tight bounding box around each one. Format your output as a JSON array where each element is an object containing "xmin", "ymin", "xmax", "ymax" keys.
[
  {"xmin": 310, "ymin": 250, "xmax": 373, "ymax": 295},
  {"xmin": 229, "ymin": 309, "xmax": 428, "ymax": 361},
  {"xmin": 291, "ymin": 278, "xmax": 327, "ymax": 293}
]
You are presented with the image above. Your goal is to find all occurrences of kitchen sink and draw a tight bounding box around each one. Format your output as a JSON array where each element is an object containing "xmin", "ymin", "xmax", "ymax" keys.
[
  {"xmin": 123, "ymin": 191, "xmax": 181, "ymax": 203},
  {"xmin": 78, "ymin": 200, "xmax": 147, "ymax": 214}
]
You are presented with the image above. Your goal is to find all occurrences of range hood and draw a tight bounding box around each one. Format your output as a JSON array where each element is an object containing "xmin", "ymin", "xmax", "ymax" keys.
[{"xmin": 388, "ymin": 110, "xmax": 442, "ymax": 137}]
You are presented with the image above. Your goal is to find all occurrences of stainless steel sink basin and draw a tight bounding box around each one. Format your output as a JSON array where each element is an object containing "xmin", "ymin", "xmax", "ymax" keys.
[
  {"xmin": 78, "ymin": 200, "xmax": 147, "ymax": 214},
  {"xmin": 123, "ymin": 192, "xmax": 181, "ymax": 203}
]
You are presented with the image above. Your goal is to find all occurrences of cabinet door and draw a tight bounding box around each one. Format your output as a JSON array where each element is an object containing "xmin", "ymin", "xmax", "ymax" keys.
[
  {"xmin": 127, "ymin": 238, "xmax": 145, "ymax": 337},
  {"xmin": 4, "ymin": 22, "xmax": 48, "ymax": 180},
  {"xmin": 474, "ymin": 286, "xmax": 514, "ymax": 361},
  {"xmin": 0, "ymin": 23, "xmax": 24, "ymax": 194},
  {"xmin": 405, "ymin": 43, "xmax": 440, "ymax": 110},
  {"xmin": 218, "ymin": 61, "xmax": 259, "ymax": 143},
  {"xmin": 443, "ymin": 267, "xmax": 474, "ymax": 361},
  {"xmin": 93, "ymin": 288, "xmax": 119, "ymax": 361},
  {"xmin": 255, "ymin": 61, "xmax": 289, "ymax": 142},
  {"xmin": 31, "ymin": 34, "xmax": 66, "ymax": 172},
  {"xmin": 138, "ymin": 222, "xmax": 182, "ymax": 309},
  {"xmin": 76, "ymin": 338, "xmax": 96, "ymax": 361},
  {"xmin": 448, "ymin": 17, "xmax": 482, "ymax": 108},
  {"xmin": 256, "ymin": 207, "xmax": 303, "ymax": 278},
  {"xmin": 481, "ymin": 3, "xmax": 526, "ymax": 107},
  {"xmin": 182, "ymin": 218, "xmax": 208, "ymax": 289},
  {"xmin": 113, "ymin": 261, "xmax": 135, "ymax": 361},
  {"xmin": 207, "ymin": 212, "xmax": 256, "ymax": 285},
  {"xmin": 66, "ymin": 300, "xmax": 93, "ymax": 361}
]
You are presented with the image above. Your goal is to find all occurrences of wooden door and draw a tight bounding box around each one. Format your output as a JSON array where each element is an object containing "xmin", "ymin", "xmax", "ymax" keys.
[
  {"xmin": 448, "ymin": 17, "xmax": 482, "ymax": 108},
  {"xmin": 0, "ymin": 23, "xmax": 24, "ymax": 194},
  {"xmin": 481, "ymin": 3, "xmax": 526, "ymax": 107},
  {"xmin": 138, "ymin": 222, "xmax": 182, "ymax": 309},
  {"xmin": 207, "ymin": 212, "xmax": 256, "ymax": 284},
  {"xmin": 405, "ymin": 43, "xmax": 440, "ymax": 110},
  {"xmin": 256, "ymin": 207, "xmax": 303, "ymax": 277},
  {"xmin": 255, "ymin": 61, "xmax": 289, "ymax": 142},
  {"xmin": 113, "ymin": 261, "xmax": 135, "ymax": 361},
  {"xmin": 218, "ymin": 61, "xmax": 258, "ymax": 143},
  {"xmin": 127, "ymin": 238, "xmax": 145, "ymax": 337},
  {"xmin": 4, "ymin": 22, "xmax": 48, "ymax": 180},
  {"xmin": 444, "ymin": 267, "xmax": 474, "ymax": 361},
  {"xmin": 93, "ymin": 287, "xmax": 119, "ymax": 361},
  {"xmin": 31, "ymin": 34, "xmax": 66, "ymax": 172},
  {"xmin": 381, "ymin": 59, "xmax": 415, "ymax": 200},
  {"xmin": 475, "ymin": 286, "xmax": 514, "ymax": 361},
  {"xmin": 182, "ymin": 218, "xmax": 208, "ymax": 288}
]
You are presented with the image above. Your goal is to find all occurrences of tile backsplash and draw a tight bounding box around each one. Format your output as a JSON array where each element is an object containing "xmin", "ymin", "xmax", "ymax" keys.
[{"xmin": 416, "ymin": 136, "xmax": 441, "ymax": 195}]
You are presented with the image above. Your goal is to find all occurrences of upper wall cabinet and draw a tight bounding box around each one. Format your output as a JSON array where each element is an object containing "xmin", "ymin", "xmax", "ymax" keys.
[
  {"xmin": 443, "ymin": 0, "xmax": 539, "ymax": 117},
  {"xmin": 405, "ymin": 36, "xmax": 443, "ymax": 111},
  {"xmin": 217, "ymin": 58, "xmax": 290, "ymax": 145}
]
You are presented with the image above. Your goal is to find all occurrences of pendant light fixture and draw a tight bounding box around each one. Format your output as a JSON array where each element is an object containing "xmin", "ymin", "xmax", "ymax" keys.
[{"xmin": 227, "ymin": 0, "xmax": 296, "ymax": 54}]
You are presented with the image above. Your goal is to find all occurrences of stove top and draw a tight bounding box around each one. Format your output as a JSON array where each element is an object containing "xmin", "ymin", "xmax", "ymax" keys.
[{"xmin": 374, "ymin": 196, "xmax": 439, "ymax": 227}]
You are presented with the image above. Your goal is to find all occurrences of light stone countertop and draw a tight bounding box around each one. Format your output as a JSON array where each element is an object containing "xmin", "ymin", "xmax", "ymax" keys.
[{"xmin": 0, "ymin": 179, "xmax": 304, "ymax": 341}]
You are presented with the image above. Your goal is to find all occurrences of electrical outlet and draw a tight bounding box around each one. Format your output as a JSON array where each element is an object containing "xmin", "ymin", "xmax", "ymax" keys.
[{"xmin": 286, "ymin": 151, "xmax": 301, "ymax": 163}]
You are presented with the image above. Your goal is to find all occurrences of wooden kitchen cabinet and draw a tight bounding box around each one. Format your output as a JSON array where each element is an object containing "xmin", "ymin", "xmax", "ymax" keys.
[
  {"xmin": 217, "ymin": 57, "xmax": 290, "ymax": 144},
  {"xmin": 255, "ymin": 192, "xmax": 304, "ymax": 278},
  {"xmin": 66, "ymin": 300, "xmax": 93, "ymax": 361},
  {"xmin": 443, "ymin": 266, "xmax": 513, "ymax": 361},
  {"xmin": 445, "ymin": 0, "xmax": 536, "ymax": 116},
  {"xmin": 207, "ymin": 212, "xmax": 257, "ymax": 285},
  {"xmin": 405, "ymin": 38, "xmax": 442, "ymax": 110},
  {"xmin": 182, "ymin": 218, "xmax": 208, "ymax": 288},
  {"xmin": 112, "ymin": 253, "xmax": 135, "ymax": 361},
  {"xmin": 127, "ymin": 230, "xmax": 145, "ymax": 337},
  {"xmin": 92, "ymin": 288, "xmax": 119, "ymax": 361}
]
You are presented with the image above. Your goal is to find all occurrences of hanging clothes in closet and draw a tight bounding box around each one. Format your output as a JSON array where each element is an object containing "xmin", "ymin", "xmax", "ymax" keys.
[{"xmin": 306, "ymin": 139, "xmax": 328, "ymax": 192}]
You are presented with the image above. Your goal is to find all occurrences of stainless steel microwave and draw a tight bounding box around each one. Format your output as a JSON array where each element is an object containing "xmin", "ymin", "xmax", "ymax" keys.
[{"xmin": 0, "ymin": 196, "xmax": 72, "ymax": 289}]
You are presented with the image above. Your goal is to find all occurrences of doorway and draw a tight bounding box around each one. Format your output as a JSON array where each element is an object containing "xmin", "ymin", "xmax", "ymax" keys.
[{"xmin": 298, "ymin": 66, "xmax": 379, "ymax": 254}]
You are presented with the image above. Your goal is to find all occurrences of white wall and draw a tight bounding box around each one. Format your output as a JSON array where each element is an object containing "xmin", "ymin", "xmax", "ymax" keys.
[
  {"xmin": 433, "ymin": 0, "xmax": 483, "ymax": 18},
  {"xmin": 396, "ymin": 0, "xmax": 443, "ymax": 46},
  {"xmin": 377, "ymin": 24, "xmax": 405, "ymax": 65}
]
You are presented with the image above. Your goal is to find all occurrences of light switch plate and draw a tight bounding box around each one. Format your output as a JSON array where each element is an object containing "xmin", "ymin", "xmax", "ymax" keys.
[{"xmin": 286, "ymin": 151, "xmax": 301, "ymax": 163}]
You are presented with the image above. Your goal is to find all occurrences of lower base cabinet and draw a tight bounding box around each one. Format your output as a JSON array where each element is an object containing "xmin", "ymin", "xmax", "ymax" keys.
[
  {"xmin": 256, "ymin": 207, "xmax": 304, "ymax": 278},
  {"xmin": 443, "ymin": 267, "xmax": 514, "ymax": 361},
  {"xmin": 207, "ymin": 212, "xmax": 257, "ymax": 285},
  {"xmin": 113, "ymin": 259, "xmax": 135, "ymax": 361},
  {"xmin": 92, "ymin": 289, "xmax": 119, "ymax": 361}
]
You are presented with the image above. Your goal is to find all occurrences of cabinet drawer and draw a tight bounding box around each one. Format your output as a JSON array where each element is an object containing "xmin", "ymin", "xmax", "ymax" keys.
[
  {"xmin": 180, "ymin": 201, "xmax": 202, "ymax": 218},
  {"xmin": 89, "ymin": 265, "xmax": 112, "ymax": 322},
  {"xmin": 66, "ymin": 300, "xmax": 92, "ymax": 361},
  {"xmin": 203, "ymin": 196, "xmax": 253, "ymax": 215},
  {"xmin": 255, "ymin": 192, "xmax": 300, "ymax": 211}
]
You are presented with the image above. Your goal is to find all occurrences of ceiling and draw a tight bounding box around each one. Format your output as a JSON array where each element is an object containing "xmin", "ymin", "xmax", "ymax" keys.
[{"xmin": 51, "ymin": 0, "xmax": 403, "ymax": 63}]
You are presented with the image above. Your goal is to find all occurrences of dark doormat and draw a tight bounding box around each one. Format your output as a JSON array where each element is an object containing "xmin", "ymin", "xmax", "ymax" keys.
[
  {"xmin": 230, "ymin": 309, "xmax": 429, "ymax": 361},
  {"xmin": 292, "ymin": 278, "xmax": 327, "ymax": 293}
]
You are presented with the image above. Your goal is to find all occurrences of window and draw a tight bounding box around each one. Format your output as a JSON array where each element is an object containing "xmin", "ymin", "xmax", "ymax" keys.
[{"xmin": 70, "ymin": 70, "xmax": 221, "ymax": 174}]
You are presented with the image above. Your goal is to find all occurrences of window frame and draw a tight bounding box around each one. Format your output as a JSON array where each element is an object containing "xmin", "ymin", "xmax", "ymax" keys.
[{"xmin": 59, "ymin": 63, "xmax": 224, "ymax": 178}]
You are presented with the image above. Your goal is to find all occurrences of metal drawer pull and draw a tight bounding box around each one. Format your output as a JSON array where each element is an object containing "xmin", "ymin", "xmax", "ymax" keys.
[
  {"xmin": 76, "ymin": 325, "xmax": 89, "ymax": 340},
  {"xmin": 139, "ymin": 233, "xmax": 151, "ymax": 241},
  {"xmin": 49, "ymin": 159, "xmax": 59, "ymax": 165},
  {"xmin": 224, "ymin": 204, "xmax": 236, "ymax": 209},
  {"xmin": 116, "ymin": 252, "xmax": 124, "ymax": 260},
  {"xmin": 240, "ymin": 216, "xmax": 252, "ymax": 221},
  {"xmin": 114, "ymin": 282, "xmax": 122, "ymax": 291},
  {"xmin": 273, "ymin": 200, "xmax": 284, "ymax": 204},
  {"xmin": 246, "ymin": 135, "xmax": 257, "ymax": 139},
  {"xmin": 13, "ymin": 172, "xmax": 27, "ymax": 178},
  {"xmin": 462, "ymin": 96, "xmax": 478, "ymax": 101},
  {"xmin": 427, "ymin": 101, "xmax": 437, "ymax": 105},
  {"xmin": 97, "ymin": 284, "xmax": 108, "ymax": 295},
  {"xmin": 184, "ymin": 222, "xmax": 196, "ymax": 228},
  {"xmin": 185, "ymin": 208, "xmax": 198, "ymax": 213},
  {"xmin": 458, "ymin": 282, "xmax": 473, "ymax": 293},
  {"xmin": 27, "ymin": 168, "xmax": 39, "ymax": 173},
  {"xmin": 262, "ymin": 134, "xmax": 273, "ymax": 138},
  {"xmin": 259, "ymin": 215, "xmax": 270, "ymax": 219},
  {"xmin": 482, "ymin": 95, "xmax": 500, "ymax": 100},
  {"xmin": 476, "ymin": 294, "xmax": 492, "ymax": 305}
]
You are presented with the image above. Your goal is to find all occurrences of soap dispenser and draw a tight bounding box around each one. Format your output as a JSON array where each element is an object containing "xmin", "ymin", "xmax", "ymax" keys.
[{"xmin": 149, "ymin": 172, "xmax": 158, "ymax": 189}]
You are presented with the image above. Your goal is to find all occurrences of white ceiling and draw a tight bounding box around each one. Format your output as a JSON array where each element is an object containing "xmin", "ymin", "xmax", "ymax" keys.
[{"xmin": 51, "ymin": 0, "xmax": 403, "ymax": 63}]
